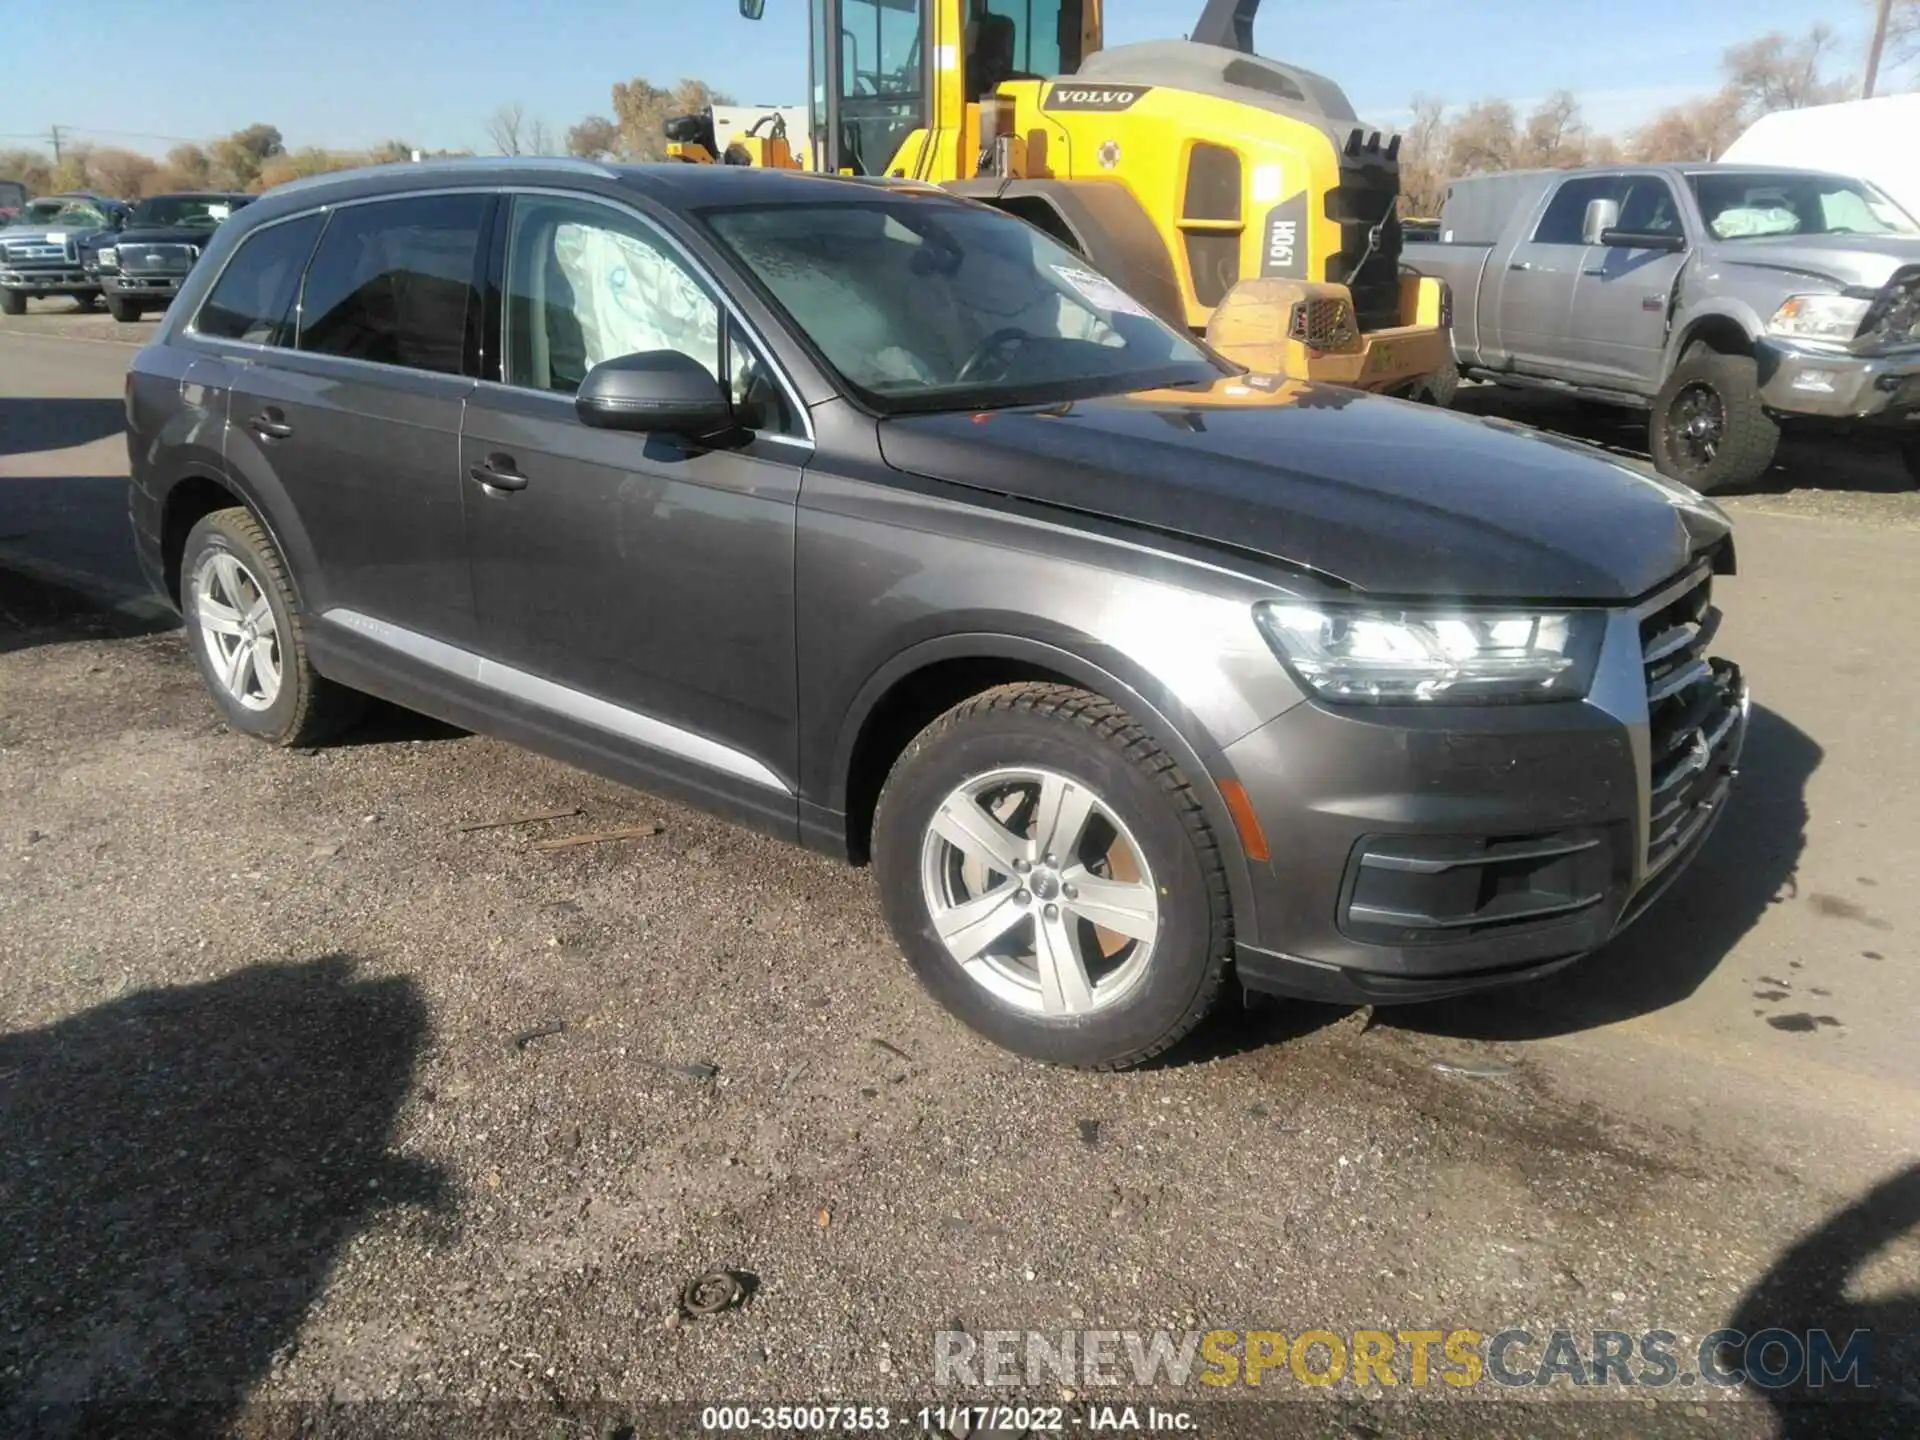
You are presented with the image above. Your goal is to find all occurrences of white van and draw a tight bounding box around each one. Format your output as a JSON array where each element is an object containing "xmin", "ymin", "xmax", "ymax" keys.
[{"xmin": 1721, "ymin": 95, "xmax": 1920, "ymax": 222}]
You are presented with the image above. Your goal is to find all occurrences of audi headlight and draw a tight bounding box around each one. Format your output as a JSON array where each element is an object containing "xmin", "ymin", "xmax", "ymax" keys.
[
  {"xmin": 1767, "ymin": 293, "xmax": 1871, "ymax": 345},
  {"xmin": 1254, "ymin": 602, "xmax": 1605, "ymax": 704},
  {"xmin": 95, "ymin": 246, "xmax": 118, "ymax": 270}
]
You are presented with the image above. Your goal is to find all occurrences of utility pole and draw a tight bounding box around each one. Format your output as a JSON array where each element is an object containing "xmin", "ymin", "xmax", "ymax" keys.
[
  {"xmin": 1863, "ymin": 0, "xmax": 1894, "ymax": 99},
  {"xmin": 49, "ymin": 124, "xmax": 63, "ymax": 163}
]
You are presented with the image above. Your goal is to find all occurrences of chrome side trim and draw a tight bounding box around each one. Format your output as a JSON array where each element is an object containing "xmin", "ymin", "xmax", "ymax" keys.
[{"xmin": 320, "ymin": 608, "xmax": 791, "ymax": 794}]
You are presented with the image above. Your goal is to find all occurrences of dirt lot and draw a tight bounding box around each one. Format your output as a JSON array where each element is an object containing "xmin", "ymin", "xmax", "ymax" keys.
[{"xmin": 3, "ymin": 312, "xmax": 1918, "ymax": 1438}]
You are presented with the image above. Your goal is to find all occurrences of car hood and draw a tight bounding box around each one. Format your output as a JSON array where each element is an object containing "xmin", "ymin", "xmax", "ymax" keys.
[
  {"xmin": 1709, "ymin": 233, "xmax": 1920, "ymax": 290},
  {"xmin": 1, "ymin": 222, "xmax": 108, "ymax": 246},
  {"xmin": 875, "ymin": 377, "xmax": 1732, "ymax": 601},
  {"xmin": 108, "ymin": 225, "xmax": 216, "ymax": 248}
]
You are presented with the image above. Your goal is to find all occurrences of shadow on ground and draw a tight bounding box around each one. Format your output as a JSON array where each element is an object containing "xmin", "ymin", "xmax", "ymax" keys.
[
  {"xmin": 0, "ymin": 955, "xmax": 451, "ymax": 1433},
  {"xmin": 0, "ymin": 564, "xmax": 176, "ymax": 656},
  {"xmin": 1729, "ymin": 1162, "xmax": 1920, "ymax": 1437},
  {"xmin": 1450, "ymin": 386, "xmax": 1914, "ymax": 495},
  {"xmin": 0, "ymin": 396, "xmax": 125, "ymax": 459},
  {"xmin": 1379, "ymin": 702, "xmax": 1819, "ymax": 1042}
]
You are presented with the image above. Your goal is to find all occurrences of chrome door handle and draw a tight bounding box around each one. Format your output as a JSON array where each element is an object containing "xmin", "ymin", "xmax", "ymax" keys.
[
  {"xmin": 247, "ymin": 411, "xmax": 292, "ymax": 440},
  {"xmin": 468, "ymin": 458, "xmax": 528, "ymax": 493},
  {"xmin": 1582, "ymin": 266, "xmax": 1607, "ymax": 276},
  {"xmin": 1507, "ymin": 261, "xmax": 1531, "ymax": 272}
]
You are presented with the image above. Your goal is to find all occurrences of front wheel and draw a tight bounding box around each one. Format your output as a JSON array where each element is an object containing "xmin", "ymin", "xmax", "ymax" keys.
[
  {"xmin": 872, "ymin": 683, "xmax": 1233, "ymax": 1069},
  {"xmin": 1649, "ymin": 347, "xmax": 1779, "ymax": 493},
  {"xmin": 107, "ymin": 294, "xmax": 143, "ymax": 323},
  {"xmin": 1901, "ymin": 435, "xmax": 1920, "ymax": 489},
  {"xmin": 0, "ymin": 287, "xmax": 23, "ymax": 316},
  {"xmin": 181, "ymin": 507, "xmax": 363, "ymax": 746}
]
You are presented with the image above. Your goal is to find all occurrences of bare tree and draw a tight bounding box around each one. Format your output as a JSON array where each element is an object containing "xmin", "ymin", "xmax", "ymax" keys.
[
  {"xmin": 1890, "ymin": 0, "xmax": 1920, "ymax": 77},
  {"xmin": 1515, "ymin": 91, "xmax": 1590, "ymax": 169},
  {"xmin": 611, "ymin": 77, "xmax": 734, "ymax": 161},
  {"xmin": 566, "ymin": 115, "xmax": 622, "ymax": 161},
  {"xmin": 1395, "ymin": 95, "xmax": 1451, "ymax": 216},
  {"xmin": 86, "ymin": 147, "xmax": 160, "ymax": 200},
  {"xmin": 1445, "ymin": 99, "xmax": 1519, "ymax": 176},
  {"xmin": 486, "ymin": 103, "xmax": 531, "ymax": 156},
  {"xmin": 209, "ymin": 124, "xmax": 285, "ymax": 190},
  {"xmin": 0, "ymin": 147, "xmax": 54, "ymax": 195},
  {"xmin": 1628, "ymin": 92, "xmax": 1746, "ymax": 162},
  {"xmin": 1723, "ymin": 27, "xmax": 1852, "ymax": 117}
]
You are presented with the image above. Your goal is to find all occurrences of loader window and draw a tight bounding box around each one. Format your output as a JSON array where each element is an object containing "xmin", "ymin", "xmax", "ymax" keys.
[
  {"xmin": 969, "ymin": 3, "xmax": 1081, "ymax": 98},
  {"xmin": 837, "ymin": 0, "xmax": 926, "ymax": 175}
]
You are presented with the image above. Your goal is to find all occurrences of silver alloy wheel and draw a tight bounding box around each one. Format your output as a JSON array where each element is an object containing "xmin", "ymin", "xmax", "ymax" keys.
[
  {"xmin": 191, "ymin": 550, "xmax": 282, "ymax": 712},
  {"xmin": 919, "ymin": 766, "xmax": 1161, "ymax": 1018}
]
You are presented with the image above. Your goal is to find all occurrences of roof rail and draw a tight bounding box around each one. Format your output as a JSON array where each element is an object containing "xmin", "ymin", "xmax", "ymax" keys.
[{"xmin": 263, "ymin": 155, "xmax": 620, "ymax": 199}]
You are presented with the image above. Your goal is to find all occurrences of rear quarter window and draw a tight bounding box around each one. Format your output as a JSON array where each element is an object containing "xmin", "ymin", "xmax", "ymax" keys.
[{"xmin": 193, "ymin": 213, "xmax": 325, "ymax": 345}]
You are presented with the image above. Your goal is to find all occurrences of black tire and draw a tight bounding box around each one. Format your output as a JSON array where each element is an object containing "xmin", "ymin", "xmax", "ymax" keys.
[
  {"xmin": 1901, "ymin": 436, "xmax": 1920, "ymax": 489},
  {"xmin": 1649, "ymin": 346, "xmax": 1779, "ymax": 493},
  {"xmin": 1409, "ymin": 343, "xmax": 1459, "ymax": 408},
  {"xmin": 107, "ymin": 294, "xmax": 143, "ymax": 323},
  {"xmin": 0, "ymin": 287, "xmax": 23, "ymax": 316},
  {"xmin": 872, "ymin": 682, "xmax": 1233, "ymax": 1070},
  {"xmin": 180, "ymin": 507, "xmax": 363, "ymax": 747}
]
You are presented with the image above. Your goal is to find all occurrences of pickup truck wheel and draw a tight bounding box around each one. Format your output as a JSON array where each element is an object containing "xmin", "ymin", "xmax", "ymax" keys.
[
  {"xmin": 1902, "ymin": 436, "xmax": 1920, "ymax": 488},
  {"xmin": 107, "ymin": 295, "xmax": 143, "ymax": 323},
  {"xmin": 181, "ymin": 507, "xmax": 364, "ymax": 747},
  {"xmin": 872, "ymin": 682, "xmax": 1232, "ymax": 1070},
  {"xmin": 1650, "ymin": 348, "xmax": 1779, "ymax": 493},
  {"xmin": 0, "ymin": 287, "xmax": 23, "ymax": 316}
]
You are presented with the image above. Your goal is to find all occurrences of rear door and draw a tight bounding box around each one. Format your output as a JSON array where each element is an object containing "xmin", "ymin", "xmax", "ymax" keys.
[
  {"xmin": 222, "ymin": 191, "xmax": 490, "ymax": 648},
  {"xmin": 1490, "ymin": 174, "xmax": 1620, "ymax": 380},
  {"xmin": 459, "ymin": 191, "xmax": 806, "ymax": 816},
  {"xmin": 1567, "ymin": 173, "xmax": 1690, "ymax": 391}
]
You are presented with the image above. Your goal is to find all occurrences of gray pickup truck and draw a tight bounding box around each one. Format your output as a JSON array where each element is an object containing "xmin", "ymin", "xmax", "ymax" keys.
[{"xmin": 1404, "ymin": 164, "xmax": 1920, "ymax": 491}]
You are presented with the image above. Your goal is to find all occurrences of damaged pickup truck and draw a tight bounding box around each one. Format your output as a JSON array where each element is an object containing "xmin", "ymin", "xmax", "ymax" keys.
[{"xmin": 1405, "ymin": 164, "xmax": 1920, "ymax": 491}]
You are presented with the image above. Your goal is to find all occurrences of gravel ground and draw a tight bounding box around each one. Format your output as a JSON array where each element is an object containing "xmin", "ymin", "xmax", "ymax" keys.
[{"xmin": 3, "ymin": 312, "xmax": 1918, "ymax": 1438}]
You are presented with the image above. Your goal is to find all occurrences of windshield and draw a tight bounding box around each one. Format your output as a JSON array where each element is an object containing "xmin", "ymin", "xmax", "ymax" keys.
[
  {"xmin": 7, "ymin": 199, "xmax": 108, "ymax": 230},
  {"xmin": 1689, "ymin": 171, "xmax": 1919, "ymax": 240},
  {"xmin": 130, "ymin": 195, "xmax": 239, "ymax": 229},
  {"xmin": 701, "ymin": 197, "xmax": 1225, "ymax": 412}
]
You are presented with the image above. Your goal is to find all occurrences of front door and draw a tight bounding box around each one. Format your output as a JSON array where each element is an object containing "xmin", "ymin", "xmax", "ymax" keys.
[
  {"xmin": 461, "ymin": 193, "xmax": 806, "ymax": 811},
  {"xmin": 1491, "ymin": 174, "xmax": 1619, "ymax": 381},
  {"xmin": 224, "ymin": 192, "xmax": 490, "ymax": 647},
  {"xmin": 1567, "ymin": 174, "xmax": 1690, "ymax": 390}
]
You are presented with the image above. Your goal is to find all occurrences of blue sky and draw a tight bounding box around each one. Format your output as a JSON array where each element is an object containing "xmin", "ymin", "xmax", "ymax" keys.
[{"xmin": 0, "ymin": 0, "xmax": 1885, "ymax": 159}]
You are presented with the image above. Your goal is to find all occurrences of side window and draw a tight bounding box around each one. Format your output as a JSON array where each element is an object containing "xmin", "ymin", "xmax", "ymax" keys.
[
  {"xmin": 1531, "ymin": 177, "xmax": 1622, "ymax": 246},
  {"xmin": 503, "ymin": 196, "xmax": 719, "ymax": 396},
  {"xmin": 297, "ymin": 193, "xmax": 488, "ymax": 376},
  {"xmin": 1617, "ymin": 177, "xmax": 1681, "ymax": 236},
  {"xmin": 193, "ymin": 213, "xmax": 323, "ymax": 345}
]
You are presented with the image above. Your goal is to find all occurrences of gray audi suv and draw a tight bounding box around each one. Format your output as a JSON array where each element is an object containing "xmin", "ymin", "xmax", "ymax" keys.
[{"xmin": 124, "ymin": 159, "xmax": 1747, "ymax": 1068}]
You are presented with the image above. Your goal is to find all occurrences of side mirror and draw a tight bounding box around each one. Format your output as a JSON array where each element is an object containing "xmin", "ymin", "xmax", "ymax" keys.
[
  {"xmin": 1598, "ymin": 227, "xmax": 1686, "ymax": 253},
  {"xmin": 739, "ymin": 0, "xmax": 765, "ymax": 17},
  {"xmin": 575, "ymin": 350, "xmax": 732, "ymax": 436},
  {"xmin": 1580, "ymin": 197, "xmax": 1621, "ymax": 246}
]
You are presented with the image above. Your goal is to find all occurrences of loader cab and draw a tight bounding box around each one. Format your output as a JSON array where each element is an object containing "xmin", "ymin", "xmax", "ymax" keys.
[{"xmin": 739, "ymin": 0, "xmax": 1091, "ymax": 176}]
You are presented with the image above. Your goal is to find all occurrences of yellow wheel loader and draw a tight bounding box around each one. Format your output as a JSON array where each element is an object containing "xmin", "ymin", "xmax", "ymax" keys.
[{"xmin": 714, "ymin": 0, "xmax": 1448, "ymax": 394}]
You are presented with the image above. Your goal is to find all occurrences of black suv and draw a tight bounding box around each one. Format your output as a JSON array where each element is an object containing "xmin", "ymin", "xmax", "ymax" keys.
[
  {"xmin": 125, "ymin": 160, "xmax": 1747, "ymax": 1068},
  {"xmin": 89, "ymin": 191, "xmax": 251, "ymax": 321}
]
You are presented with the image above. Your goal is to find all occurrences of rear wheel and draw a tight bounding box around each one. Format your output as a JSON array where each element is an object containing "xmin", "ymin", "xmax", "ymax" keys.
[
  {"xmin": 107, "ymin": 294, "xmax": 143, "ymax": 323},
  {"xmin": 0, "ymin": 287, "xmax": 23, "ymax": 316},
  {"xmin": 1649, "ymin": 346, "xmax": 1779, "ymax": 493},
  {"xmin": 872, "ymin": 683, "xmax": 1232, "ymax": 1069},
  {"xmin": 181, "ymin": 507, "xmax": 363, "ymax": 747}
]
